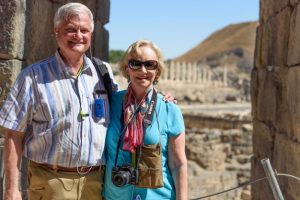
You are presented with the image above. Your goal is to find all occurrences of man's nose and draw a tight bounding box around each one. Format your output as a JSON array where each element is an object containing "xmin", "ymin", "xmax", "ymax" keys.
[{"xmin": 73, "ymin": 30, "xmax": 83, "ymax": 39}]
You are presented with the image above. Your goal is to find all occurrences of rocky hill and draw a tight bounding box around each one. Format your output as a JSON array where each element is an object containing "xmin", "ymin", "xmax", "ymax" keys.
[
  {"xmin": 163, "ymin": 21, "xmax": 258, "ymax": 101},
  {"xmin": 175, "ymin": 21, "xmax": 258, "ymax": 66}
]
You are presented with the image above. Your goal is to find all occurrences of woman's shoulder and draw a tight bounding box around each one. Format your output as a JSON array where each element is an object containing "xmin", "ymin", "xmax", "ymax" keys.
[{"xmin": 112, "ymin": 90, "xmax": 126, "ymax": 101}]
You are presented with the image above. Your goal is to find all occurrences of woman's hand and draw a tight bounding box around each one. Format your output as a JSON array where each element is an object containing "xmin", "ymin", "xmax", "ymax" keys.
[{"xmin": 168, "ymin": 132, "xmax": 188, "ymax": 200}]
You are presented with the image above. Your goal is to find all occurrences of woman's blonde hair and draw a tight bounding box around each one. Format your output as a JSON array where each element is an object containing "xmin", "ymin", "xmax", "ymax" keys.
[{"xmin": 119, "ymin": 40, "xmax": 165, "ymax": 83}]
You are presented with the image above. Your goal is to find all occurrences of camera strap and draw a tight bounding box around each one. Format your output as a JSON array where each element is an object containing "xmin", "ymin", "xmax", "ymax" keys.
[
  {"xmin": 114, "ymin": 89, "xmax": 157, "ymax": 167},
  {"xmin": 135, "ymin": 90, "xmax": 158, "ymax": 169}
]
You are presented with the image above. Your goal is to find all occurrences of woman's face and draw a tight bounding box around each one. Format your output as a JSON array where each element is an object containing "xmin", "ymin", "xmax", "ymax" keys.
[{"xmin": 127, "ymin": 45, "xmax": 158, "ymax": 96}]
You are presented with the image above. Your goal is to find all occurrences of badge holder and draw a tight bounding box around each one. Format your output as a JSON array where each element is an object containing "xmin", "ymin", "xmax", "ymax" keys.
[{"xmin": 94, "ymin": 90, "xmax": 106, "ymax": 123}]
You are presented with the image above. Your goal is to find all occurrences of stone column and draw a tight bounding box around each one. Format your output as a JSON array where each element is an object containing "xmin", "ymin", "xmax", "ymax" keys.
[
  {"xmin": 162, "ymin": 62, "xmax": 169, "ymax": 80},
  {"xmin": 223, "ymin": 65, "xmax": 228, "ymax": 86},
  {"xmin": 174, "ymin": 61, "xmax": 179, "ymax": 82},
  {"xmin": 169, "ymin": 61, "xmax": 175, "ymax": 81},
  {"xmin": 202, "ymin": 67, "xmax": 207, "ymax": 84},
  {"xmin": 207, "ymin": 70, "xmax": 212, "ymax": 86},
  {"xmin": 93, "ymin": 0, "xmax": 110, "ymax": 61},
  {"xmin": 252, "ymin": 1, "xmax": 300, "ymax": 199},
  {"xmin": 186, "ymin": 62, "xmax": 193, "ymax": 83},
  {"xmin": 192, "ymin": 62, "xmax": 197, "ymax": 83},
  {"xmin": 170, "ymin": 61, "xmax": 176, "ymax": 82},
  {"xmin": 179, "ymin": 62, "xmax": 184, "ymax": 82},
  {"xmin": 197, "ymin": 64, "xmax": 203, "ymax": 84}
]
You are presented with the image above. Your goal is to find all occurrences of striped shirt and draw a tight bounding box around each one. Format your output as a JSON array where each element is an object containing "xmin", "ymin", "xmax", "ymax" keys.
[{"xmin": 0, "ymin": 51, "xmax": 118, "ymax": 167}]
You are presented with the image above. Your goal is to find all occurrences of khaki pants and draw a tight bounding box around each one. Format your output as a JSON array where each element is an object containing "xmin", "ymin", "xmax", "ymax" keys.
[{"xmin": 27, "ymin": 161, "xmax": 104, "ymax": 200}]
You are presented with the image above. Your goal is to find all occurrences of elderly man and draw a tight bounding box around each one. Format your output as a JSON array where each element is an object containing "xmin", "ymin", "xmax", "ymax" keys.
[{"xmin": 0, "ymin": 3, "xmax": 117, "ymax": 199}]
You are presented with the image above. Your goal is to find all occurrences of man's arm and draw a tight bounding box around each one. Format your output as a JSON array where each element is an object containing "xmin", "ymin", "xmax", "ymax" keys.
[{"xmin": 4, "ymin": 128, "xmax": 24, "ymax": 200}]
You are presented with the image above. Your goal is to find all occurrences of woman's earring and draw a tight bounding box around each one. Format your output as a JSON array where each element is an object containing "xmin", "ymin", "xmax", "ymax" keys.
[{"xmin": 153, "ymin": 80, "xmax": 158, "ymax": 85}]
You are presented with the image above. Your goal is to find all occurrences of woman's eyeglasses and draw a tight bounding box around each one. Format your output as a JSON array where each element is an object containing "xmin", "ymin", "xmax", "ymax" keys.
[{"xmin": 128, "ymin": 60, "xmax": 158, "ymax": 70}]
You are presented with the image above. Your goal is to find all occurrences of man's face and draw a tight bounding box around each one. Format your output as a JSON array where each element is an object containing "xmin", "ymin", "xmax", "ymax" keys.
[{"xmin": 54, "ymin": 13, "xmax": 92, "ymax": 57}]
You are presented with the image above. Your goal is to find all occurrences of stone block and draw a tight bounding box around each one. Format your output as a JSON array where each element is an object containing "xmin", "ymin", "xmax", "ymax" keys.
[
  {"xmin": 273, "ymin": 134, "xmax": 300, "ymax": 199},
  {"xmin": 260, "ymin": 0, "xmax": 290, "ymax": 24},
  {"xmin": 251, "ymin": 68, "xmax": 258, "ymax": 117},
  {"xmin": 97, "ymin": 0, "xmax": 110, "ymax": 24},
  {"xmin": 188, "ymin": 169, "xmax": 238, "ymax": 200},
  {"xmin": 81, "ymin": 0, "xmax": 97, "ymax": 14},
  {"xmin": 252, "ymin": 119, "xmax": 274, "ymax": 159},
  {"xmin": 254, "ymin": 68, "xmax": 277, "ymax": 123},
  {"xmin": 252, "ymin": 67, "xmax": 289, "ymax": 133},
  {"xmin": 0, "ymin": 0, "xmax": 26, "ymax": 59},
  {"xmin": 288, "ymin": 3, "xmax": 300, "ymax": 66},
  {"xmin": 290, "ymin": 0, "xmax": 300, "ymax": 7},
  {"xmin": 271, "ymin": 67, "xmax": 292, "ymax": 136},
  {"xmin": 0, "ymin": 59, "xmax": 23, "ymax": 105},
  {"xmin": 253, "ymin": 26, "xmax": 262, "ymax": 69},
  {"xmin": 286, "ymin": 67, "xmax": 300, "ymax": 142},
  {"xmin": 259, "ymin": 8, "xmax": 291, "ymax": 68},
  {"xmin": 25, "ymin": 0, "xmax": 57, "ymax": 64},
  {"xmin": 93, "ymin": 21, "xmax": 109, "ymax": 61}
]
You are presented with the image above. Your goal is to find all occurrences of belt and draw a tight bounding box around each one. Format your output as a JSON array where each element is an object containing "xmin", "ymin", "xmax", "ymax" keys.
[{"xmin": 31, "ymin": 161, "xmax": 103, "ymax": 173}]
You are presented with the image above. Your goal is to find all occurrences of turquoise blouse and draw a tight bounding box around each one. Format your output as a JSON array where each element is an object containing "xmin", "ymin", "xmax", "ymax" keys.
[{"xmin": 103, "ymin": 90, "xmax": 185, "ymax": 200}]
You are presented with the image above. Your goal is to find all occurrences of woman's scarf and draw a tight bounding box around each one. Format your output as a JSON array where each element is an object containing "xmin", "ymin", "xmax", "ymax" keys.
[{"xmin": 122, "ymin": 86, "xmax": 151, "ymax": 152}]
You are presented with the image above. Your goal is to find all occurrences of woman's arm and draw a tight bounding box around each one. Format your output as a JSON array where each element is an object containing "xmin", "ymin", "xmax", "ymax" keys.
[{"xmin": 168, "ymin": 132, "xmax": 188, "ymax": 200}]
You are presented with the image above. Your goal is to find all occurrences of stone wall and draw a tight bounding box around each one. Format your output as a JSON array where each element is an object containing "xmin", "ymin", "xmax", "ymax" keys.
[
  {"xmin": 252, "ymin": 0, "xmax": 300, "ymax": 199},
  {"xmin": 184, "ymin": 112, "xmax": 252, "ymax": 200},
  {"xmin": 0, "ymin": 0, "xmax": 110, "ymax": 198}
]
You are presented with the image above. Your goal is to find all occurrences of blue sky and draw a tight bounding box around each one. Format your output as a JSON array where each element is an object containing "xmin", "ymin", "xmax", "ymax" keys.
[{"xmin": 106, "ymin": 1, "xmax": 259, "ymax": 60}]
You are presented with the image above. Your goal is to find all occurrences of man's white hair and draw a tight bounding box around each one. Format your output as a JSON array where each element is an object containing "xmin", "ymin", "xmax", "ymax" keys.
[{"xmin": 54, "ymin": 2, "xmax": 94, "ymax": 32}]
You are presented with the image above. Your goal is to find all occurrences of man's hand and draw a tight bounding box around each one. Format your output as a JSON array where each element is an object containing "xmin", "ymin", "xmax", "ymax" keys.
[{"xmin": 161, "ymin": 91, "xmax": 177, "ymax": 104}]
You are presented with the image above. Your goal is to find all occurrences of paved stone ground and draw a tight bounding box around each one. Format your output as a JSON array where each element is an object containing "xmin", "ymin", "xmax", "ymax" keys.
[{"xmin": 180, "ymin": 102, "xmax": 251, "ymax": 116}]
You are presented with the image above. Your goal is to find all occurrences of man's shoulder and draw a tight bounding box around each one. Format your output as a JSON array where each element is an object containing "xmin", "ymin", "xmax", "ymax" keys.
[
  {"xmin": 18, "ymin": 55, "xmax": 56, "ymax": 77},
  {"xmin": 25, "ymin": 55, "xmax": 56, "ymax": 71}
]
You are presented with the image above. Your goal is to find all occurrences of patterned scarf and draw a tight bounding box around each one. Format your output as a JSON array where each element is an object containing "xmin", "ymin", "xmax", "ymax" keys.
[{"xmin": 122, "ymin": 86, "xmax": 150, "ymax": 152}]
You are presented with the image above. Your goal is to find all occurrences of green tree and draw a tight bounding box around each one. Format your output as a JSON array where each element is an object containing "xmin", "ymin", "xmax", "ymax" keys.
[{"xmin": 109, "ymin": 50, "xmax": 124, "ymax": 63}]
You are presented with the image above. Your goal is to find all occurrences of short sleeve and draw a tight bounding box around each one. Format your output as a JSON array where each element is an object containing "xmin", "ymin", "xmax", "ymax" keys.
[
  {"xmin": 0, "ymin": 68, "xmax": 34, "ymax": 132},
  {"xmin": 165, "ymin": 103, "xmax": 185, "ymax": 137}
]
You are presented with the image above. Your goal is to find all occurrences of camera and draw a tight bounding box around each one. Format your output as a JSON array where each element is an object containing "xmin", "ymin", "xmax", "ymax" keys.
[{"xmin": 111, "ymin": 164, "xmax": 138, "ymax": 187}]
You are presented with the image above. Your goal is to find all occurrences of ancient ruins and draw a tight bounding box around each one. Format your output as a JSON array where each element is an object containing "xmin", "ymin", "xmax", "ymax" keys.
[{"xmin": 161, "ymin": 61, "xmax": 228, "ymax": 87}]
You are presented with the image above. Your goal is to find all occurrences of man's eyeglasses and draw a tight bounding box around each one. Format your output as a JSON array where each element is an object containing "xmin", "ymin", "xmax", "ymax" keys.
[{"xmin": 128, "ymin": 60, "xmax": 158, "ymax": 70}]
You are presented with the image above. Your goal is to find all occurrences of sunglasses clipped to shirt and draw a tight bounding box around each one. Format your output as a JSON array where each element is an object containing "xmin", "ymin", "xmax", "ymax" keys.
[{"xmin": 128, "ymin": 59, "xmax": 158, "ymax": 70}]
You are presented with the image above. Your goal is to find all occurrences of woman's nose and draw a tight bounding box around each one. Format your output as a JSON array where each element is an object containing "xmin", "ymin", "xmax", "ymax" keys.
[{"xmin": 140, "ymin": 65, "xmax": 148, "ymax": 73}]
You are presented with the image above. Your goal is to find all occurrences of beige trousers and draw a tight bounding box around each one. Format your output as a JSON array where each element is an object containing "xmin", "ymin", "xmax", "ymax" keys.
[{"xmin": 27, "ymin": 161, "xmax": 104, "ymax": 200}]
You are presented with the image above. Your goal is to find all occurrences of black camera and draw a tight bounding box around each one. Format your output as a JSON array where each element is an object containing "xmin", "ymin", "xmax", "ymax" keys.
[{"xmin": 111, "ymin": 164, "xmax": 138, "ymax": 187}]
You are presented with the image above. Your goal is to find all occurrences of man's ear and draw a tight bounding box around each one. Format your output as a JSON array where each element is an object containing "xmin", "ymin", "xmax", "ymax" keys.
[{"xmin": 54, "ymin": 28, "xmax": 59, "ymax": 37}]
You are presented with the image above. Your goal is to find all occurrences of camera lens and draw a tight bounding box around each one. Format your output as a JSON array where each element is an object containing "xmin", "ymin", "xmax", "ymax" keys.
[{"xmin": 112, "ymin": 171, "xmax": 131, "ymax": 187}]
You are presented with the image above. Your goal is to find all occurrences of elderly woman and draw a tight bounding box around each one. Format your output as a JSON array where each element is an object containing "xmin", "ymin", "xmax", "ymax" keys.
[{"xmin": 104, "ymin": 40, "xmax": 187, "ymax": 200}]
